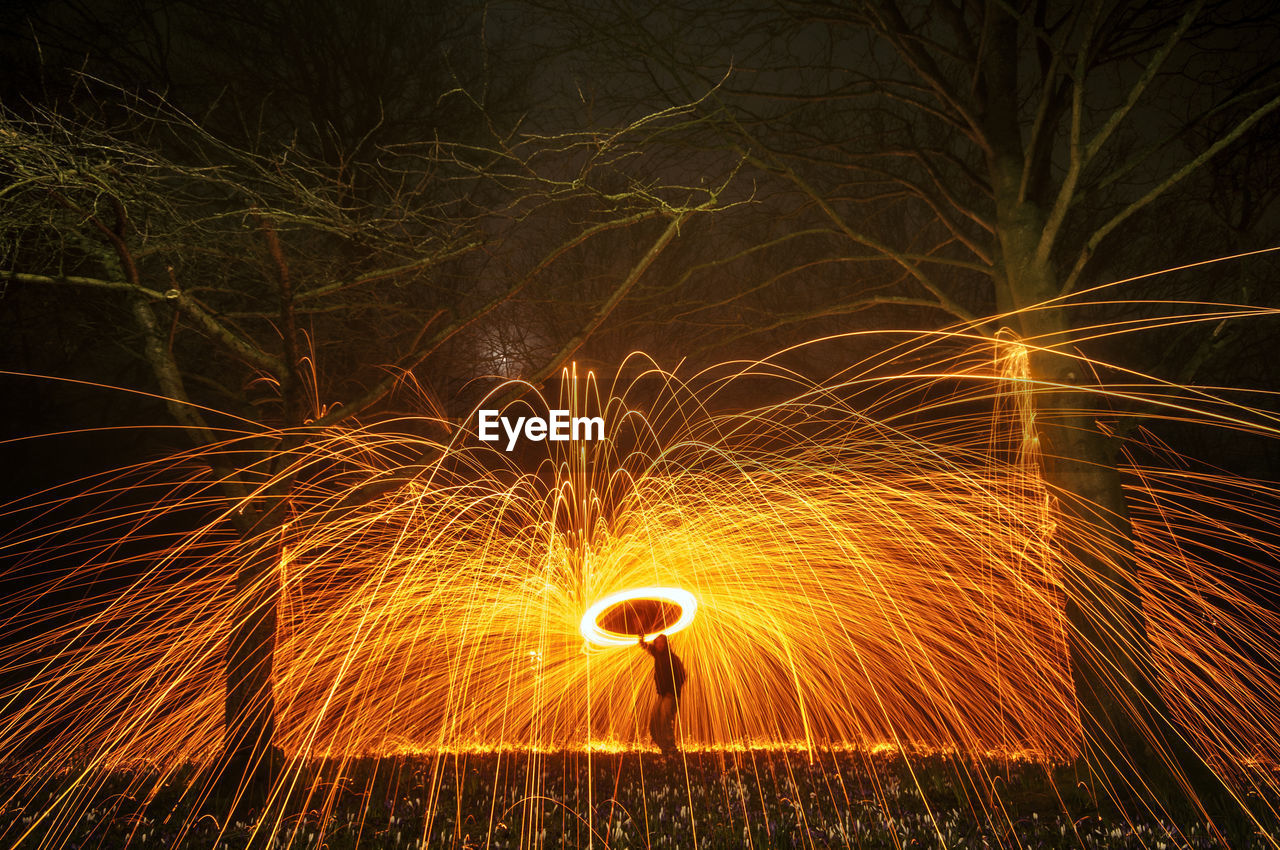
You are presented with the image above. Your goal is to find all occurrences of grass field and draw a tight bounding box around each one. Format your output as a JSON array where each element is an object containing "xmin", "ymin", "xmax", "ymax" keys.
[{"xmin": 3, "ymin": 748, "xmax": 1276, "ymax": 849}]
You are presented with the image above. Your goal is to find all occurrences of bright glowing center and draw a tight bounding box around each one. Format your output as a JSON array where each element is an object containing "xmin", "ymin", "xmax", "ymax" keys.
[{"xmin": 579, "ymin": 586, "xmax": 698, "ymax": 646}]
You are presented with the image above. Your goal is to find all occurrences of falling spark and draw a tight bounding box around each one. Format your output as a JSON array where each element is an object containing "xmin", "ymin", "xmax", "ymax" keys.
[{"xmin": 2, "ymin": 308, "xmax": 1279, "ymax": 848}]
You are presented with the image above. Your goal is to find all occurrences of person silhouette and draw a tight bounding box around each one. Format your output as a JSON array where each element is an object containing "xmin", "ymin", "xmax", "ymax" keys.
[{"xmin": 638, "ymin": 632, "xmax": 686, "ymax": 755}]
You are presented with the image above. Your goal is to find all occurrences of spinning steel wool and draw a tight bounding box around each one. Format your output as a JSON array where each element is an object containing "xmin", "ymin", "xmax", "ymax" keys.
[{"xmin": 2, "ymin": 320, "xmax": 1279, "ymax": 848}]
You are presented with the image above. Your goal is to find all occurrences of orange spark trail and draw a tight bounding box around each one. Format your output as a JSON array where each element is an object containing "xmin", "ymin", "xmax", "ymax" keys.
[{"xmin": 2, "ymin": 316, "xmax": 1279, "ymax": 848}]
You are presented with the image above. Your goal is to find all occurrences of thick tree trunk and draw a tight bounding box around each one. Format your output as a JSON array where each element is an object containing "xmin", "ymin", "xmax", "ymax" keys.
[
  {"xmin": 1020, "ymin": 317, "xmax": 1164, "ymax": 778},
  {"xmin": 223, "ymin": 497, "xmax": 286, "ymax": 803},
  {"xmin": 1026, "ymin": 320, "xmax": 1236, "ymax": 832},
  {"xmin": 998, "ymin": 216, "xmax": 1228, "ymax": 827}
]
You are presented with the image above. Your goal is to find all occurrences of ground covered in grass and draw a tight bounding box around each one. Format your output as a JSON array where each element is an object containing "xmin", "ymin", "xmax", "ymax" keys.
[{"xmin": 1, "ymin": 749, "xmax": 1275, "ymax": 849}]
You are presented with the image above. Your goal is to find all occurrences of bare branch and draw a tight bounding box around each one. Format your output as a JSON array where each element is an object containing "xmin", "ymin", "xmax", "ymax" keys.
[
  {"xmin": 521, "ymin": 211, "xmax": 689, "ymax": 390},
  {"xmin": 1062, "ymin": 89, "xmax": 1280, "ymax": 295},
  {"xmin": 740, "ymin": 147, "xmax": 984, "ymax": 327}
]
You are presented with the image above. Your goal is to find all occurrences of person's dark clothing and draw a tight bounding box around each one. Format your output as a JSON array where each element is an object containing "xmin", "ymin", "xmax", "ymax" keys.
[
  {"xmin": 640, "ymin": 635, "xmax": 686, "ymax": 755},
  {"xmin": 643, "ymin": 641, "xmax": 686, "ymax": 701}
]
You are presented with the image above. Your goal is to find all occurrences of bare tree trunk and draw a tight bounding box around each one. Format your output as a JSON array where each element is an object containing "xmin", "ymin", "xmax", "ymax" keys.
[
  {"xmin": 1001, "ymin": 224, "xmax": 1228, "ymax": 827},
  {"xmin": 1024, "ymin": 322, "xmax": 1163, "ymax": 780},
  {"xmin": 1033, "ymin": 333, "xmax": 1238, "ymax": 835},
  {"xmin": 223, "ymin": 496, "xmax": 287, "ymax": 804}
]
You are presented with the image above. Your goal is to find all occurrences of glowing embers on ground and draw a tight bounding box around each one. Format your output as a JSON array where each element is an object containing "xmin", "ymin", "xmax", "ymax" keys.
[{"xmin": 579, "ymin": 586, "xmax": 697, "ymax": 646}]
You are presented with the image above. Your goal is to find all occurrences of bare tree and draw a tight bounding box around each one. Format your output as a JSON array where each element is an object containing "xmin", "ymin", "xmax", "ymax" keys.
[
  {"xmin": 0, "ymin": 90, "xmax": 735, "ymax": 797},
  {"xmin": 545, "ymin": 0, "xmax": 1280, "ymax": 824}
]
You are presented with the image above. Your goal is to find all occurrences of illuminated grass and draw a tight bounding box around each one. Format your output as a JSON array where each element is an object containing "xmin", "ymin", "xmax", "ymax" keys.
[{"xmin": 3, "ymin": 749, "xmax": 1275, "ymax": 849}]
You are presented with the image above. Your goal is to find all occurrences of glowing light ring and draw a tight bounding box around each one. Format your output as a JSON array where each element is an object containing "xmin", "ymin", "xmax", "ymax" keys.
[{"xmin": 580, "ymin": 586, "xmax": 698, "ymax": 647}]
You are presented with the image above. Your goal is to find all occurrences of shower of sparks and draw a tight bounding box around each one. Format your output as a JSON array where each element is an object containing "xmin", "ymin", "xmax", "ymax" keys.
[{"xmin": 2, "ymin": 310, "xmax": 1280, "ymax": 848}]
